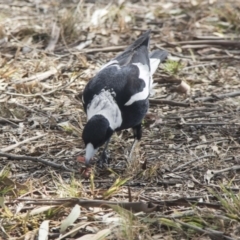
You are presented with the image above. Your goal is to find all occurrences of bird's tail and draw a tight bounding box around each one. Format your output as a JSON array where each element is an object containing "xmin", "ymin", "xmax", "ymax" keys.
[
  {"xmin": 113, "ymin": 30, "xmax": 151, "ymax": 67},
  {"xmin": 112, "ymin": 31, "xmax": 168, "ymax": 96}
]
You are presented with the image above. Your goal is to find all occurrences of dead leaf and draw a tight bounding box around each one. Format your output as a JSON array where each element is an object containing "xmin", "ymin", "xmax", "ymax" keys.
[
  {"xmin": 76, "ymin": 229, "xmax": 111, "ymax": 240},
  {"xmin": 60, "ymin": 204, "xmax": 81, "ymax": 233},
  {"xmin": 38, "ymin": 220, "xmax": 50, "ymax": 240}
]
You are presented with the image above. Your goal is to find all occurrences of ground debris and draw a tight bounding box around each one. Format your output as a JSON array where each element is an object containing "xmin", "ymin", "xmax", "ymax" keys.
[{"xmin": 0, "ymin": 0, "xmax": 240, "ymax": 239}]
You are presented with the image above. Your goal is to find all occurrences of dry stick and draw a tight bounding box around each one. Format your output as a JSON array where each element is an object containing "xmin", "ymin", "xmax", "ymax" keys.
[
  {"xmin": 1, "ymin": 134, "xmax": 47, "ymax": 152},
  {"xmin": 0, "ymin": 117, "xmax": 20, "ymax": 127},
  {"xmin": 179, "ymin": 122, "xmax": 240, "ymax": 126},
  {"xmin": 9, "ymin": 102, "xmax": 48, "ymax": 117},
  {"xmin": 172, "ymin": 154, "xmax": 215, "ymax": 172},
  {"xmin": 178, "ymin": 106, "xmax": 220, "ymax": 114},
  {"xmin": 164, "ymin": 113, "xmax": 220, "ymax": 120},
  {"xmin": 149, "ymin": 99, "xmax": 190, "ymax": 107},
  {"xmin": 194, "ymin": 90, "xmax": 240, "ymax": 102},
  {"xmin": 190, "ymin": 174, "xmax": 203, "ymax": 186},
  {"xmin": 181, "ymin": 44, "xmax": 220, "ymax": 49},
  {"xmin": 154, "ymin": 77, "xmax": 182, "ymax": 84},
  {"xmin": 194, "ymin": 35, "xmax": 240, "ymax": 40},
  {"xmin": 17, "ymin": 198, "xmax": 157, "ymax": 213},
  {"xmin": 156, "ymin": 198, "xmax": 222, "ymax": 210},
  {"xmin": 208, "ymin": 183, "xmax": 240, "ymax": 191},
  {"xmin": 175, "ymin": 220, "xmax": 234, "ymax": 240},
  {"xmin": 209, "ymin": 165, "xmax": 240, "ymax": 175},
  {"xmin": 224, "ymin": 156, "xmax": 239, "ymax": 162},
  {"xmin": 166, "ymin": 210, "xmax": 196, "ymax": 219},
  {"xmin": 13, "ymin": 64, "xmax": 65, "ymax": 84},
  {"xmin": 82, "ymin": 45, "xmax": 127, "ymax": 54},
  {"xmin": 182, "ymin": 62, "xmax": 217, "ymax": 71},
  {"xmin": 184, "ymin": 138, "xmax": 230, "ymax": 149},
  {"xmin": 198, "ymin": 55, "xmax": 240, "ymax": 60},
  {"xmin": 7, "ymin": 72, "xmax": 82, "ymax": 98},
  {"xmin": 167, "ymin": 39, "xmax": 240, "ymax": 47},
  {"xmin": 166, "ymin": 50, "xmax": 193, "ymax": 60},
  {"xmin": 54, "ymin": 37, "xmax": 88, "ymax": 52},
  {"xmin": 131, "ymin": 27, "xmax": 162, "ymax": 34},
  {"xmin": 17, "ymin": 197, "xmax": 222, "ymax": 212},
  {"xmin": 0, "ymin": 151, "xmax": 75, "ymax": 172},
  {"xmin": 128, "ymin": 179, "xmax": 183, "ymax": 186},
  {"xmin": 128, "ymin": 186, "xmax": 132, "ymax": 203}
]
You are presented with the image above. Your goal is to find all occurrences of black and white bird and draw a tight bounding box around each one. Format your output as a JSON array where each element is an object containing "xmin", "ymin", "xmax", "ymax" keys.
[{"xmin": 81, "ymin": 30, "xmax": 168, "ymax": 166}]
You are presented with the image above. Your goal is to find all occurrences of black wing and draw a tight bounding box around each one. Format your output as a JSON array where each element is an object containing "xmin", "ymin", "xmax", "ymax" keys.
[{"xmin": 82, "ymin": 30, "xmax": 152, "ymax": 111}]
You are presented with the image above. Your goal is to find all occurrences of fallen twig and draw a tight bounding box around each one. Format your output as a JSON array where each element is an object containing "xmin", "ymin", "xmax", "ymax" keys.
[
  {"xmin": 179, "ymin": 122, "xmax": 240, "ymax": 126},
  {"xmin": 9, "ymin": 102, "xmax": 47, "ymax": 117},
  {"xmin": 82, "ymin": 45, "xmax": 127, "ymax": 54},
  {"xmin": 0, "ymin": 117, "xmax": 21, "ymax": 126},
  {"xmin": 181, "ymin": 44, "xmax": 220, "ymax": 49},
  {"xmin": 7, "ymin": 73, "xmax": 81, "ymax": 98},
  {"xmin": 17, "ymin": 198, "xmax": 157, "ymax": 213},
  {"xmin": 13, "ymin": 64, "xmax": 65, "ymax": 84},
  {"xmin": 167, "ymin": 40, "xmax": 240, "ymax": 48},
  {"xmin": 208, "ymin": 165, "xmax": 240, "ymax": 176},
  {"xmin": 194, "ymin": 35, "xmax": 240, "ymax": 40},
  {"xmin": 0, "ymin": 151, "xmax": 75, "ymax": 172},
  {"xmin": 184, "ymin": 138, "xmax": 230, "ymax": 149},
  {"xmin": 154, "ymin": 77, "xmax": 182, "ymax": 84},
  {"xmin": 198, "ymin": 55, "xmax": 240, "ymax": 61},
  {"xmin": 194, "ymin": 90, "xmax": 240, "ymax": 102},
  {"xmin": 175, "ymin": 219, "xmax": 234, "ymax": 240},
  {"xmin": 182, "ymin": 62, "xmax": 217, "ymax": 71},
  {"xmin": 17, "ymin": 197, "xmax": 222, "ymax": 213},
  {"xmin": 149, "ymin": 99, "xmax": 190, "ymax": 107},
  {"xmin": 172, "ymin": 154, "xmax": 215, "ymax": 172},
  {"xmin": 1, "ymin": 134, "xmax": 47, "ymax": 152},
  {"xmin": 155, "ymin": 198, "xmax": 222, "ymax": 210}
]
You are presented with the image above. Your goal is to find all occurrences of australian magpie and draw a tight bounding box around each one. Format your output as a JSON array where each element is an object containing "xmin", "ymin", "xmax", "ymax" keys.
[{"xmin": 81, "ymin": 30, "xmax": 168, "ymax": 166}]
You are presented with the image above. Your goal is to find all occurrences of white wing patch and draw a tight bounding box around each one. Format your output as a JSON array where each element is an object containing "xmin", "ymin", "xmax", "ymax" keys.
[
  {"xmin": 124, "ymin": 63, "xmax": 150, "ymax": 106},
  {"xmin": 150, "ymin": 58, "xmax": 161, "ymax": 75},
  {"xmin": 87, "ymin": 89, "xmax": 122, "ymax": 130},
  {"xmin": 149, "ymin": 57, "xmax": 161, "ymax": 96}
]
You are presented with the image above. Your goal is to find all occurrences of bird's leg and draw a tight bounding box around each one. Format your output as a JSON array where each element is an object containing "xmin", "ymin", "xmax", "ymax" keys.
[
  {"xmin": 98, "ymin": 138, "xmax": 110, "ymax": 167},
  {"xmin": 128, "ymin": 124, "xmax": 142, "ymax": 162}
]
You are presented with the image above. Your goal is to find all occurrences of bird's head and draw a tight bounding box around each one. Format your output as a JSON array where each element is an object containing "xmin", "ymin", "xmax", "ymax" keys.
[{"xmin": 82, "ymin": 115, "xmax": 113, "ymax": 165}]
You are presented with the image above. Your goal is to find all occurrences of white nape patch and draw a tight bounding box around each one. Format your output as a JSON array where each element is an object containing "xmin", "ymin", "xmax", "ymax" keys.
[
  {"xmin": 87, "ymin": 89, "xmax": 122, "ymax": 130},
  {"xmin": 99, "ymin": 60, "xmax": 120, "ymax": 72},
  {"xmin": 125, "ymin": 63, "xmax": 150, "ymax": 106},
  {"xmin": 85, "ymin": 143, "xmax": 97, "ymax": 163}
]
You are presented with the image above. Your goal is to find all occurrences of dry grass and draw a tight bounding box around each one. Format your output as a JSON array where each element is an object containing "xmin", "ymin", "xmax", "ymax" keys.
[{"xmin": 0, "ymin": 0, "xmax": 240, "ymax": 239}]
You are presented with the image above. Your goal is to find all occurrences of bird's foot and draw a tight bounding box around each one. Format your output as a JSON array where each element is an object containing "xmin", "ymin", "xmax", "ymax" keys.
[{"xmin": 97, "ymin": 151, "xmax": 109, "ymax": 168}]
